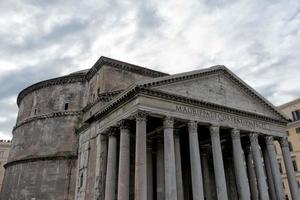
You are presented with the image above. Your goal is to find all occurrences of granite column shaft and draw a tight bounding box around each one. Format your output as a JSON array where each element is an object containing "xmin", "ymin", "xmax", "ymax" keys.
[
  {"xmin": 188, "ymin": 121, "xmax": 204, "ymax": 200},
  {"xmin": 249, "ymin": 133, "xmax": 269, "ymax": 200},
  {"xmin": 231, "ymin": 129, "xmax": 251, "ymax": 200},
  {"xmin": 210, "ymin": 125, "xmax": 228, "ymax": 200},
  {"xmin": 134, "ymin": 113, "xmax": 147, "ymax": 200},
  {"xmin": 163, "ymin": 117, "xmax": 178, "ymax": 200},
  {"xmin": 280, "ymin": 137, "xmax": 300, "ymax": 200}
]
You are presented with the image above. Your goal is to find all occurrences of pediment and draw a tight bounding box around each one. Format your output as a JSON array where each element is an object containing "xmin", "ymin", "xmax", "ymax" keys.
[{"xmin": 144, "ymin": 68, "xmax": 285, "ymax": 121}]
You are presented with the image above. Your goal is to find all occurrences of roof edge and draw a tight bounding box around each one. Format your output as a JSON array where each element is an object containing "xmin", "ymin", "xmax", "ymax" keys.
[
  {"xmin": 86, "ymin": 56, "xmax": 169, "ymax": 80},
  {"xmin": 17, "ymin": 73, "xmax": 86, "ymax": 106},
  {"xmin": 277, "ymin": 98, "xmax": 300, "ymax": 109}
]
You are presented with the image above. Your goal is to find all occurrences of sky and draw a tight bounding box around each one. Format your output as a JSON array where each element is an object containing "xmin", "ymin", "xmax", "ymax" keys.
[{"xmin": 0, "ymin": 0, "xmax": 299, "ymax": 140}]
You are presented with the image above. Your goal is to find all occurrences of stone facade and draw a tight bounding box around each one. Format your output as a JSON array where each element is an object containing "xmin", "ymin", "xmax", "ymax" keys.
[
  {"xmin": 277, "ymin": 99, "xmax": 300, "ymax": 199},
  {"xmin": 1, "ymin": 56, "xmax": 299, "ymax": 200},
  {"xmin": 0, "ymin": 140, "xmax": 11, "ymax": 192}
]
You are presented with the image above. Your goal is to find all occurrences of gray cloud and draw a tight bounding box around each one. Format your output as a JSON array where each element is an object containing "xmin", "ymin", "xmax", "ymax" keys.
[{"xmin": 0, "ymin": 0, "xmax": 300, "ymax": 139}]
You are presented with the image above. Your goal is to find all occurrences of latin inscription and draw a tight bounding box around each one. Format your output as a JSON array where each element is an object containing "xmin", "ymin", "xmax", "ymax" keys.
[{"xmin": 175, "ymin": 105, "xmax": 267, "ymax": 130}]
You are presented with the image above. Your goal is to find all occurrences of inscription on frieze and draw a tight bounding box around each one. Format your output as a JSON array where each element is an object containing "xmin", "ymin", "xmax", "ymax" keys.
[{"xmin": 175, "ymin": 105, "xmax": 267, "ymax": 130}]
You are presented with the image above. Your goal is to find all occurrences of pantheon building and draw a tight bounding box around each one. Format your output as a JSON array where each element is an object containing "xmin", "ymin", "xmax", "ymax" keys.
[{"xmin": 1, "ymin": 56, "xmax": 299, "ymax": 200}]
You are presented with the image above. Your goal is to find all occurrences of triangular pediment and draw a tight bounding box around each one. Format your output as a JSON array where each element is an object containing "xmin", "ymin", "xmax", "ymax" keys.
[{"xmin": 138, "ymin": 66, "xmax": 287, "ymax": 121}]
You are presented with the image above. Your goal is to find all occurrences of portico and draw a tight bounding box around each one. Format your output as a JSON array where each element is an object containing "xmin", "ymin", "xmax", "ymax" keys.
[
  {"xmin": 99, "ymin": 108, "xmax": 297, "ymax": 200},
  {"xmin": 77, "ymin": 65, "xmax": 299, "ymax": 200}
]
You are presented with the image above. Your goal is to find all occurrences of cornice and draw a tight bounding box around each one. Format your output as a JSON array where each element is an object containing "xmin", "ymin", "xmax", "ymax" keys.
[
  {"xmin": 88, "ymin": 86, "xmax": 287, "ymax": 126},
  {"xmin": 277, "ymin": 98, "xmax": 300, "ymax": 109},
  {"xmin": 75, "ymin": 123, "xmax": 90, "ymax": 134},
  {"xmin": 82, "ymin": 90, "xmax": 124, "ymax": 112},
  {"xmin": 86, "ymin": 56, "xmax": 168, "ymax": 80},
  {"xmin": 17, "ymin": 73, "xmax": 86, "ymax": 106},
  {"xmin": 287, "ymin": 120, "xmax": 300, "ymax": 129},
  {"xmin": 140, "ymin": 88, "xmax": 288, "ymax": 125},
  {"xmin": 13, "ymin": 110, "xmax": 82, "ymax": 132},
  {"xmin": 4, "ymin": 154, "xmax": 77, "ymax": 169}
]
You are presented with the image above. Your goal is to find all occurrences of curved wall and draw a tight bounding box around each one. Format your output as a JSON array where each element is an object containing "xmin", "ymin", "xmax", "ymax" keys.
[
  {"xmin": 1, "ymin": 159, "xmax": 77, "ymax": 200},
  {"xmin": 17, "ymin": 81, "xmax": 86, "ymax": 123},
  {"xmin": 2, "ymin": 77, "xmax": 86, "ymax": 200}
]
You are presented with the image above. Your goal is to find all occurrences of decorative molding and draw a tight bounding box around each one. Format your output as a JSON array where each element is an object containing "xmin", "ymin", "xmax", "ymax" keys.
[
  {"xmin": 249, "ymin": 133, "xmax": 259, "ymax": 144},
  {"xmin": 175, "ymin": 104, "xmax": 269, "ymax": 131},
  {"xmin": 209, "ymin": 125, "xmax": 220, "ymax": 138},
  {"xmin": 90, "ymin": 86, "xmax": 287, "ymax": 126},
  {"xmin": 13, "ymin": 110, "xmax": 82, "ymax": 132},
  {"xmin": 187, "ymin": 121, "xmax": 198, "ymax": 133},
  {"xmin": 279, "ymin": 137, "xmax": 289, "ymax": 148},
  {"xmin": 4, "ymin": 154, "xmax": 77, "ymax": 169},
  {"xmin": 231, "ymin": 129, "xmax": 240, "ymax": 140},
  {"xmin": 17, "ymin": 74, "xmax": 86, "ymax": 106},
  {"xmin": 265, "ymin": 136, "xmax": 274, "ymax": 145},
  {"xmin": 163, "ymin": 116, "xmax": 174, "ymax": 129}
]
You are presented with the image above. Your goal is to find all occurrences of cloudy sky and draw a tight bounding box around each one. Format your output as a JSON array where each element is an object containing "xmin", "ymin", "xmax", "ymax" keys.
[{"xmin": 0, "ymin": 0, "xmax": 299, "ymax": 139}]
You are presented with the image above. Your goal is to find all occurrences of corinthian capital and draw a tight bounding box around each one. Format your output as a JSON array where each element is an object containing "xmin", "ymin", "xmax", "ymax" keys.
[
  {"xmin": 279, "ymin": 137, "xmax": 289, "ymax": 147},
  {"xmin": 231, "ymin": 129, "xmax": 240, "ymax": 140},
  {"xmin": 209, "ymin": 125, "xmax": 219, "ymax": 138},
  {"xmin": 249, "ymin": 133, "xmax": 258, "ymax": 144},
  {"xmin": 118, "ymin": 119, "xmax": 130, "ymax": 130},
  {"xmin": 106, "ymin": 126, "xmax": 119, "ymax": 137},
  {"xmin": 265, "ymin": 136, "xmax": 274, "ymax": 145},
  {"xmin": 135, "ymin": 111, "xmax": 147, "ymax": 122},
  {"xmin": 188, "ymin": 121, "xmax": 198, "ymax": 133},
  {"xmin": 163, "ymin": 116, "xmax": 174, "ymax": 129}
]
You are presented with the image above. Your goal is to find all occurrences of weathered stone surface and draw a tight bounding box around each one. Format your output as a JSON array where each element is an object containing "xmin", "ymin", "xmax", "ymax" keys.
[
  {"xmin": 17, "ymin": 82, "xmax": 86, "ymax": 123},
  {"xmin": 0, "ymin": 159, "xmax": 77, "ymax": 200},
  {"xmin": 10, "ymin": 116, "xmax": 79, "ymax": 162}
]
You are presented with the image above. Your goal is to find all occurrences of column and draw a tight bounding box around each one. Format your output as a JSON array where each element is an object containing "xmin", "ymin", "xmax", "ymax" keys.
[
  {"xmin": 280, "ymin": 137, "xmax": 300, "ymax": 200},
  {"xmin": 265, "ymin": 136, "xmax": 285, "ymax": 199},
  {"xmin": 249, "ymin": 133, "xmax": 269, "ymax": 200},
  {"xmin": 231, "ymin": 129, "xmax": 251, "ymax": 200},
  {"xmin": 134, "ymin": 112, "xmax": 147, "ymax": 200},
  {"xmin": 163, "ymin": 117, "xmax": 177, "ymax": 200},
  {"xmin": 105, "ymin": 128, "xmax": 118, "ymax": 200},
  {"xmin": 117, "ymin": 121, "xmax": 130, "ymax": 200},
  {"xmin": 188, "ymin": 121, "xmax": 204, "ymax": 200},
  {"xmin": 174, "ymin": 130, "xmax": 184, "ymax": 200},
  {"xmin": 201, "ymin": 147, "xmax": 213, "ymax": 200},
  {"xmin": 147, "ymin": 145, "xmax": 153, "ymax": 200},
  {"xmin": 245, "ymin": 146, "xmax": 259, "ymax": 200},
  {"xmin": 94, "ymin": 134, "xmax": 108, "ymax": 200},
  {"xmin": 210, "ymin": 125, "xmax": 228, "ymax": 200},
  {"xmin": 262, "ymin": 143, "xmax": 277, "ymax": 200},
  {"xmin": 156, "ymin": 138, "xmax": 165, "ymax": 200}
]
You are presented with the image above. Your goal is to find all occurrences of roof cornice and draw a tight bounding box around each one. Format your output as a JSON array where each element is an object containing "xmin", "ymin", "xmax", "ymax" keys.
[
  {"xmin": 278, "ymin": 98, "xmax": 300, "ymax": 109},
  {"xmin": 86, "ymin": 56, "xmax": 168, "ymax": 80},
  {"xmin": 13, "ymin": 110, "xmax": 82, "ymax": 132},
  {"xmin": 17, "ymin": 74, "xmax": 86, "ymax": 106},
  {"xmin": 86, "ymin": 86, "xmax": 288, "ymax": 125}
]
